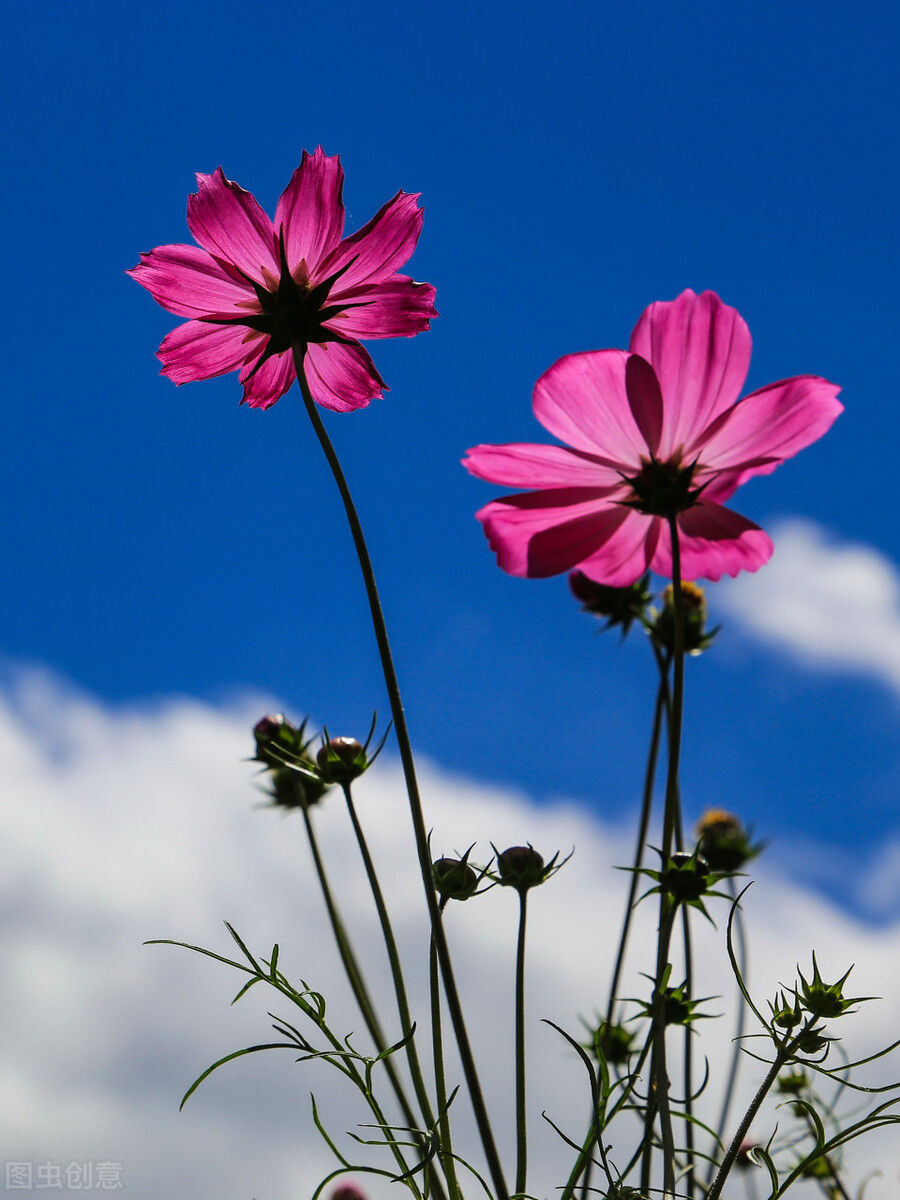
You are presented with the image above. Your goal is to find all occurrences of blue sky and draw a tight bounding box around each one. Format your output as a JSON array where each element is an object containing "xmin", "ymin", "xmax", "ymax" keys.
[{"xmin": 4, "ymin": 0, "xmax": 900, "ymax": 914}]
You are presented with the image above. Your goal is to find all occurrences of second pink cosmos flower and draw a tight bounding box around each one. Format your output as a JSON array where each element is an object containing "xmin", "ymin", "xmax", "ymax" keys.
[
  {"xmin": 129, "ymin": 148, "xmax": 437, "ymax": 412},
  {"xmin": 464, "ymin": 290, "xmax": 842, "ymax": 585}
]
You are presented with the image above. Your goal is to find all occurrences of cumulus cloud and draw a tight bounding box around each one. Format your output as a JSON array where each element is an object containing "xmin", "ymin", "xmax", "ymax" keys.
[
  {"xmin": 1, "ymin": 671, "xmax": 899, "ymax": 1198},
  {"xmin": 719, "ymin": 518, "xmax": 900, "ymax": 693}
]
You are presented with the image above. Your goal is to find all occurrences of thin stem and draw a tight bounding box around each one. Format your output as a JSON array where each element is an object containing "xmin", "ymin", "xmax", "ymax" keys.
[
  {"xmin": 705, "ymin": 1030, "xmax": 805, "ymax": 1200},
  {"xmin": 607, "ymin": 657, "xmax": 670, "ymax": 1022},
  {"xmin": 293, "ymin": 347, "xmax": 508, "ymax": 1200},
  {"xmin": 341, "ymin": 785, "xmax": 441, "ymax": 1142},
  {"xmin": 300, "ymin": 804, "xmax": 421, "ymax": 1136},
  {"xmin": 705, "ymin": 877, "xmax": 748, "ymax": 1187},
  {"xmin": 570, "ymin": 655, "xmax": 670, "ymax": 1200},
  {"xmin": 681, "ymin": 902, "xmax": 696, "ymax": 1198},
  {"xmin": 514, "ymin": 889, "xmax": 530, "ymax": 1197},
  {"xmin": 650, "ymin": 514, "xmax": 688, "ymax": 1198},
  {"xmin": 798, "ymin": 1110, "xmax": 853, "ymax": 1200},
  {"xmin": 430, "ymin": 901, "xmax": 462, "ymax": 1200}
]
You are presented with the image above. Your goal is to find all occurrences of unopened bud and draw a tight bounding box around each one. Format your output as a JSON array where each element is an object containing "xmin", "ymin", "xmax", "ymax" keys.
[
  {"xmin": 432, "ymin": 857, "xmax": 479, "ymax": 901},
  {"xmin": 497, "ymin": 845, "xmax": 546, "ymax": 891},
  {"xmin": 316, "ymin": 737, "xmax": 367, "ymax": 785}
]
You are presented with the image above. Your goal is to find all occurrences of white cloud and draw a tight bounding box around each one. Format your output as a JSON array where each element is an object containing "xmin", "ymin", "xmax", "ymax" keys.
[
  {"xmin": 718, "ymin": 518, "xmax": 900, "ymax": 694},
  {"xmin": 1, "ymin": 671, "xmax": 900, "ymax": 1198}
]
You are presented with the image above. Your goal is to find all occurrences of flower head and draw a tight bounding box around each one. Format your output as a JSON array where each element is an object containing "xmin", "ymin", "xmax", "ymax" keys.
[
  {"xmin": 464, "ymin": 290, "xmax": 841, "ymax": 583},
  {"xmin": 129, "ymin": 148, "xmax": 437, "ymax": 412}
]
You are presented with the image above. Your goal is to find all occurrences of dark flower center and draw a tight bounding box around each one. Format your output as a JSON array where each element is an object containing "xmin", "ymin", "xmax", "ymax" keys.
[
  {"xmin": 621, "ymin": 455, "xmax": 705, "ymax": 518},
  {"xmin": 204, "ymin": 231, "xmax": 369, "ymax": 371}
]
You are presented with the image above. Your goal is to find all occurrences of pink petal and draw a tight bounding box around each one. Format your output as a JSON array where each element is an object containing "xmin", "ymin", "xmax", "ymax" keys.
[
  {"xmin": 464, "ymin": 443, "xmax": 625, "ymax": 489},
  {"xmin": 303, "ymin": 341, "xmax": 386, "ymax": 412},
  {"xmin": 532, "ymin": 350, "xmax": 649, "ymax": 466},
  {"xmin": 187, "ymin": 168, "xmax": 278, "ymax": 286},
  {"xmin": 692, "ymin": 375, "xmax": 843, "ymax": 482},
  {"xmin": 157, "ymin": 320, "xmax": 255, "ymax": 384},
  {"xmin": 239, "ymin": 348, "xmax": 296, "ymax": 410},
  {"xmin": 326, "ymin": 276, "xmax": 437, "ymax": 339},
  {"xmin": 650, "ymin": 500, "xmax": 773, "ymax": 581},
  {"xmin": 629, "ymin": 290, "xmax": 752, "ymax": 459},
  {"xmin": 625, "ymin": 354, "xmax": 664, "ymax": 456},
  {"xmin": 128, "ymin": 244, "xmax": 255, "ymax": 318},
  {"xmin": 476, "ymin": 489, "xmax": 632, "ymax": 578},
  {"xmin": 274, "ymin": 147, "xmax": 345, "ymax": 276},
  {"xmin": 574, "ymin": 510, "xmax": 660, "ymax": 587},
  {"xmin": 316, "ymin": 192, "xmax": 425, "ymax": 292}
]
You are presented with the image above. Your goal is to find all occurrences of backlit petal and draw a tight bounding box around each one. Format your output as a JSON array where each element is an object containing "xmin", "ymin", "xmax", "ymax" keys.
[
  {"xmin": 327, "ymin": 276, "xmax": 437, "ymax": 339},
  {"xmin": 464, "ymin": 443, "xmax": 624, "ymax": 489},
  {"xmin": 574, "ymin": 510, "xmax": 660, "ymax": 587},
  {"xmin": 629, "ymin": 290, "xmax": 752, "ymax": 458},
  {"xmin": 157, "ymin": 320, "xmax": 255, "ymax": 384},
  {"xmin": 275, "ymin": 147, "xmax": 345, "ymax": 275},
  {"xmin": 476, "ymin": 489, "xmax": 633, "ymax": 578},
  {"xmin": 303, "ymin": 341, "xmax": 386, "ymax": 412},
  {"xmin": 317, "ymin": 192, "xmax": 425, "ymax": 291},
  {"xmin": 651, "ymin": 501, "xmax": 773, "ymax": 581},
  {"xmin": 129, "ymin": 244, "xmax": 255, "ymax": 318},
  {"xmin": 187, "ymin": 168, "xmax": 278, "ymax": 285},
  {"xmin": 692, "ymin": 375, "xmax": 843, "ymax": 482},
  {"xmin": 239, "ymin": 348, "xmax": 296, "ymax": 410},
  {"xmin": 532, "ymin": 350, "xmax": 648, "ymax": 466}
]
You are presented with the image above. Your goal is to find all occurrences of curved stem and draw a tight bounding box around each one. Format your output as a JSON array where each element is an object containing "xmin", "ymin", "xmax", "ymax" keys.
[
  {"xmin": 705, "ymin": 877, "xmax": 748, "ymax": 1187},
  {"xmin": 300, "ymin": 805, "xmax": 421, "ymax": 1136},
  {"xmin": 292, "ymin": 347, "xmax": 508, "ymax": 1200},
  {"xmin": 514, "ymin": 889, "xmax": 530, "ymax": 1197}
]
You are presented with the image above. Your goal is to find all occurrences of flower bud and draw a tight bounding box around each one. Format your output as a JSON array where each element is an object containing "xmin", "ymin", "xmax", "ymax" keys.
[
  {"xmin": 735, "ymin": 1141, "xmax": 759, "ymax": 1170},
  {"xmin": 432, "ymin": 857, "xmax": 479, "ymax": 901},
  {"xmin": 569, "ymin": 570, "xmax": 651, "ymax": 637},
  {"xmin": 497, "ymin": 845, "xmax": 546, "ymax": 891},
  {"xmin": 586, "ymin": 1020, "xmax": 635, "ymax": 1065},
  {"xmin": 253, "ymin": 713, "xmax": 299, "ymax": 767},
  {"xmin": 331, "ymin": 1184, "xmax": 368, "ymax": 1200},
  {"xmin": 652, "ymin": 581, "xmax": 718, "ymax": 655},
  {"xmin": 659, "ymin": 851, "xmax": 712, "ymax": 903},
  {"xmin": 316, "ymin": 737, "xmax": 367, "ymax": 785},
  {"xmin": 696, "ymin": 808, "xmax": 761, "ymax": 872}
]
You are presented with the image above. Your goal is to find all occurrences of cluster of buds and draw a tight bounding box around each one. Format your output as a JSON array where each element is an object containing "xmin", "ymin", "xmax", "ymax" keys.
[
  {"xmin": 251, "ymin": 714, "xmax": 382, "ymax": 810},
  {"xmin": 766, "ymin": 955, "xmax": 872, "ymax": 1061},
  {"xmin": 569, "ymin": 570, "xmax": 718, "ymax": 658},
  {"xmin": 695, "ymin": 808, "xmax": 762, "ymax": 873}
]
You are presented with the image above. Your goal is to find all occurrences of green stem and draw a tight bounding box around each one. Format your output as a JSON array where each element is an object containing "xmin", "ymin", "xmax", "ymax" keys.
[
  {"xmin": 705, "ymin": 1029, "xmax": 805, "ymax": 1200},
  {"xmin": 649, "ymin": 514, "xmax": 688, "ymax": 1198},
  {"xmin": 341, "ymin": 785, "xmax": 440, "ymax": 1142},
  {"xmin": 293, "ymin": 347, "xmax": 508, "ymax": 1200},
  {"xmin": 607, "ymin": 656, "xmax": 670, "ymax": 1022},
  {"xmin": 514, "ymin": 889, "xmax": 530, "ymax": 1197},
  {"xmin": 704, "ymin": 877, "xmax": 748, "ymax": 1187},
  {"xmin": 430, "ymin": 901, "xmax": 462, "ymax": 1200},
  {"xmin": 566, "ymin": 657, "xmax": 670, "ymax": 1200},
  {"xmin": 300, "ymin": 805, "xmax": 421, "ymax": 1138},
  {"xmin": 681, "ymin": 901, "xmax": 695, "ymax": 1198}
]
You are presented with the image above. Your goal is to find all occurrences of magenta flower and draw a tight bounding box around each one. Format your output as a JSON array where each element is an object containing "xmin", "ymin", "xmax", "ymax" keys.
[
  {"xmin": 129, "ymin": 148, "xmax": 437, "ymax": 412},
  {"xmin": 464, "ymin": 290, "xmax": 842, "ymax": 584}
]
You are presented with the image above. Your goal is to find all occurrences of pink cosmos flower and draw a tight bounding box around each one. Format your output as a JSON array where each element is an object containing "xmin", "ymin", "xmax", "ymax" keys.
[
  {"xmin": 464, "ymin": 290, "xmax": 842, "ymax": 584},
  {"xmin": 129, "ymin": 148, "xmax": 437, "ymax": 412}
]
